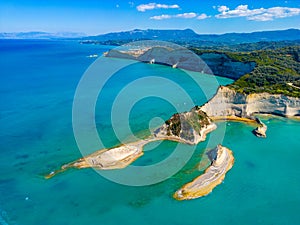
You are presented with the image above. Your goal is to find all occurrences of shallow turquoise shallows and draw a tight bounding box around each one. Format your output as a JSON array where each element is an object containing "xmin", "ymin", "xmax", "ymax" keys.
[{"xmin": 0, "ymin": 40, "xmax": 299, "ymax": 225}]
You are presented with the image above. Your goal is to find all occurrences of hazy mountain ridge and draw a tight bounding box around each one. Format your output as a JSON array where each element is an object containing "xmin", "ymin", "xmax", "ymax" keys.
[
  {"xmin": 0, "ymin": 31, "xmax": 86, "ymax": 39},
  {"xmin": 2, "ymin": 29, "xmax": 300, "ymax": 44},
  {"xmin": 85, "ymin": 28, "xmax": 199, "ymax": 41},
  {"xmin": 83, "ymin": 28, "xmax": 300, "ymax": 44}
]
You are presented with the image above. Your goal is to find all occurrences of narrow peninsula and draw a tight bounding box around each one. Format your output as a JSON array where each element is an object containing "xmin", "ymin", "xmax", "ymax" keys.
[
  {"xmin": 46, "ymin": 109, "xmax": 218, "ymax": 179},
  {"xmin": 46, "ymin": 44, "xmax": 300, "ymax": 201}
]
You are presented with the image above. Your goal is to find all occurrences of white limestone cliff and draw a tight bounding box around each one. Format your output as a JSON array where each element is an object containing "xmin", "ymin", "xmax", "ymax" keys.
[{"xmin": 200, "ymin": 86, "xmax": 300, "ymax": 118}]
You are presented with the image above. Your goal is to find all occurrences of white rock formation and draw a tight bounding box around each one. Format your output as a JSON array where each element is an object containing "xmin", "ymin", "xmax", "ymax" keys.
[{"xmin": 201, "ymin": 86, "xmax": 300, "ymax": 118}]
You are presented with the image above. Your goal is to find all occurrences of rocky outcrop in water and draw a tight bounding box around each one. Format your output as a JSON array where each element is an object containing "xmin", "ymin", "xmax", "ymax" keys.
[
  {"xmin": 174, "ymin": 144, "xmax": 234, "ymax": 200},
  {"xmin": 252, "ymin": 118, "xmax": 267, "ymax": 137}
]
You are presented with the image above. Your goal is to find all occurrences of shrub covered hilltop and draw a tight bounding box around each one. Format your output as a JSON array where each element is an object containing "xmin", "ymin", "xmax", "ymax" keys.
[{"xmin": 192, "ymin": 45, "xmax": 300, "ymax": 97}]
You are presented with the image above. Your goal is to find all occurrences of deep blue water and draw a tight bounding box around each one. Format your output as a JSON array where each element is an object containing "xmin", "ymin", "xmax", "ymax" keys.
[{"xmin": 0, "ymin": 40, "xmax": 299, "ymax": 225}]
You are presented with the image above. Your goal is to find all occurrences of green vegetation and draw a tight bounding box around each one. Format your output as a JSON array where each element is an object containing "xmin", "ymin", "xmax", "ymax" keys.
[
  {"xmin": 189, "ymin": 40, "xmax": 300, "ymax": 52},
  {"xmin": 227, "ymin": 46, "xmax": 300, "ymax": 97},
  {"xmin": 189, "ymin": 107, "xmax": 210, "ymax": 133},
  {"xmin": 164, "ymin": 108, "xmax": 210, "ymax": 141},
  {"xmin": 166, "ymin": 113, "xmax": 181, "ymax": 136},
  {"xmin": 192, "ymin": 46, "xmax": 300, "ymax": 97}
]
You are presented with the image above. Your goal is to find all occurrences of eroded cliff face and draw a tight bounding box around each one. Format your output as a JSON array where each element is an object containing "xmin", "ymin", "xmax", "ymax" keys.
[
  {"xmin": 201, "ymin": 86, "xmax": 300, "ymax": 118},
  {"xmin": 106, "ymin": 48, "xmax": 256, "ymax": 79},
  {"xmin": 200, "ymin": 53, "xmax": 256, "ymax": 80},
  {"xmin": 106, "ymin": 47, "xmax": 211, "ymax": 74}
]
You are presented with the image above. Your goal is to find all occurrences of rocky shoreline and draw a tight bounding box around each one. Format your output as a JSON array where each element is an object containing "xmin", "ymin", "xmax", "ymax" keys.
[
  {"xmin": 46, "ymin": 83, "xmax": 300, "ymax": 200},
  {"xmin": 174, "ymin": 145, "xmax": 234, "ymax": 200},
  {"xmin": 200, "ymin": 86, "xmax": 300, "ymax": 138}
]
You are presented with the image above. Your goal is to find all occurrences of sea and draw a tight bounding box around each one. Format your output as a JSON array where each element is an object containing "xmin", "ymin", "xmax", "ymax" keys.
[{"xmin": 0, "ymin": 39, "xmax": 299, "ymax": 225}]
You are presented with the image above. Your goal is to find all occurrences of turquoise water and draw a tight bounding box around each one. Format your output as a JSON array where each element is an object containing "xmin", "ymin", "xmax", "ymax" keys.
[{"xmin": 0, "ymin": 40, "xmax": 299, "ymax": 225}]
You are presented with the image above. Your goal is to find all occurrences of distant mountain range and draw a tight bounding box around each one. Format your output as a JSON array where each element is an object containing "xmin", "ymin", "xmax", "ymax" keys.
[
  {"xmin": 82, "ymin": 28, "xmax": 300, "ymax": 45},
  {"xmin": 0, "ymin": 31, "xmax": 85, "ymax": 39},
  {"xmin": 1, "ymin": 29, "xmax": 300, "ymax": 45},
  {"xmin": 85, "ymin": 29, "xmax": 198, "ymax": 41}
]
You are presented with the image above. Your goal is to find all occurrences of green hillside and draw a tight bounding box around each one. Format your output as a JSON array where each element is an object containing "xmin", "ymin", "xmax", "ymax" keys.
[{"xmin": 192, "ymin": 46, "xmax": 300, "ymax": 97}]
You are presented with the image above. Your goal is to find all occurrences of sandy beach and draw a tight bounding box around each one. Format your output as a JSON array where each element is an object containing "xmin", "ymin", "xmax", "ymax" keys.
[{"xmin": 210, "ymin": 115, "xmax": 258, "ymax": 124}]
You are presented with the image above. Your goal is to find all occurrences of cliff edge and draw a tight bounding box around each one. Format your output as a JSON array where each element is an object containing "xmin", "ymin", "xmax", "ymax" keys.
[{"xmin": 201, "ymin": 86, "xmax": 300, "ymax": 118}]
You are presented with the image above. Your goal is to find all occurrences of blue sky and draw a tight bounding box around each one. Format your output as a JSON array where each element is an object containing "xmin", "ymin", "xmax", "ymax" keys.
[{"xmin": 1, "ymin": 0, "xmax": 300, "ymax": 35}]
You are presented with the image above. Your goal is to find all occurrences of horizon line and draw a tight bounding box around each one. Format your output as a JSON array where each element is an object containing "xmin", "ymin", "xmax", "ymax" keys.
[{"xmin": 1, "ymin": 27, "xmax": 300, "ymax": 37}]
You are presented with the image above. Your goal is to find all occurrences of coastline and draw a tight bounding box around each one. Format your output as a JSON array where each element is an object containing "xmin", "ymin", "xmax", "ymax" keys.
[
  {"xmin": 174, "ymin": 145, "xmax": 234, "ymax": 200},
  {"xmin": 253, "ymin": 113, "xmax": 300, "ymax": 120},
  {"xmin": 45, "ymin": 84, "xmax": 300, "ymax": 200},
  {"xmin": 209, "ymin": 115, "xmax": 258, "ymax": 124},
  {"xmin": 46, "ymin": 84, "xmax": 300, "ymax": 199},
  {"xmin": 198, "ymin": 123, "xmax": 218, "ymax": 142},
  {"xmin": 45, "ymin": 50, "xmax": 299, "ymax": 199},
  {"xmin": 45, "ymin": 125, "xmax": 216, "ymax": 179}
]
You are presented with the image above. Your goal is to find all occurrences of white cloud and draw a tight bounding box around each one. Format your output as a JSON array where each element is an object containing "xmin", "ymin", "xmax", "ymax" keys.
[
  {"xmin": 150, "ymin": 12, "xmax": 197, "ymax": 20},
  {"xmin": 150, "ymin": 14, "xmax": 172, "ymax": 20},
  {"xmin": 137, "ymin": 3, "xmax": 180, "ymax": 12},
  {"xmin": 175, "ymin": 12, "xmax": 197, "ymax": 18},
  {"xmin": 197, "ymin": 13, "xmax": 210, "ymax": 20},
  {"xmin": 215, "ymin": 5, "xmax": 300, "ymax": 21},
  {"xmin": 218, "ymin": 5, "xmax": 229, "ymax": 13}
]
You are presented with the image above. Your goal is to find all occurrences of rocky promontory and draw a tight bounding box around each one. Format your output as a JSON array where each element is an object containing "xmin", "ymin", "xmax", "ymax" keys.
[
  {"xmin": 46, "ymin": 82, "xmax": 299, "ymax": 200},
  {"xmin": 154, "ymin": 107, "xmax": 216, "ymax": 144},
  {"xmin": 174, "ymin": 145, "xmax": 234, "ymax": 200},
  {"xmin": 45, "ymin": 109, "xmax": 217, "ymax": 179},
  {"xmin": 45, "ymin": 108, "xmax": 218, "ymax": 179}
]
